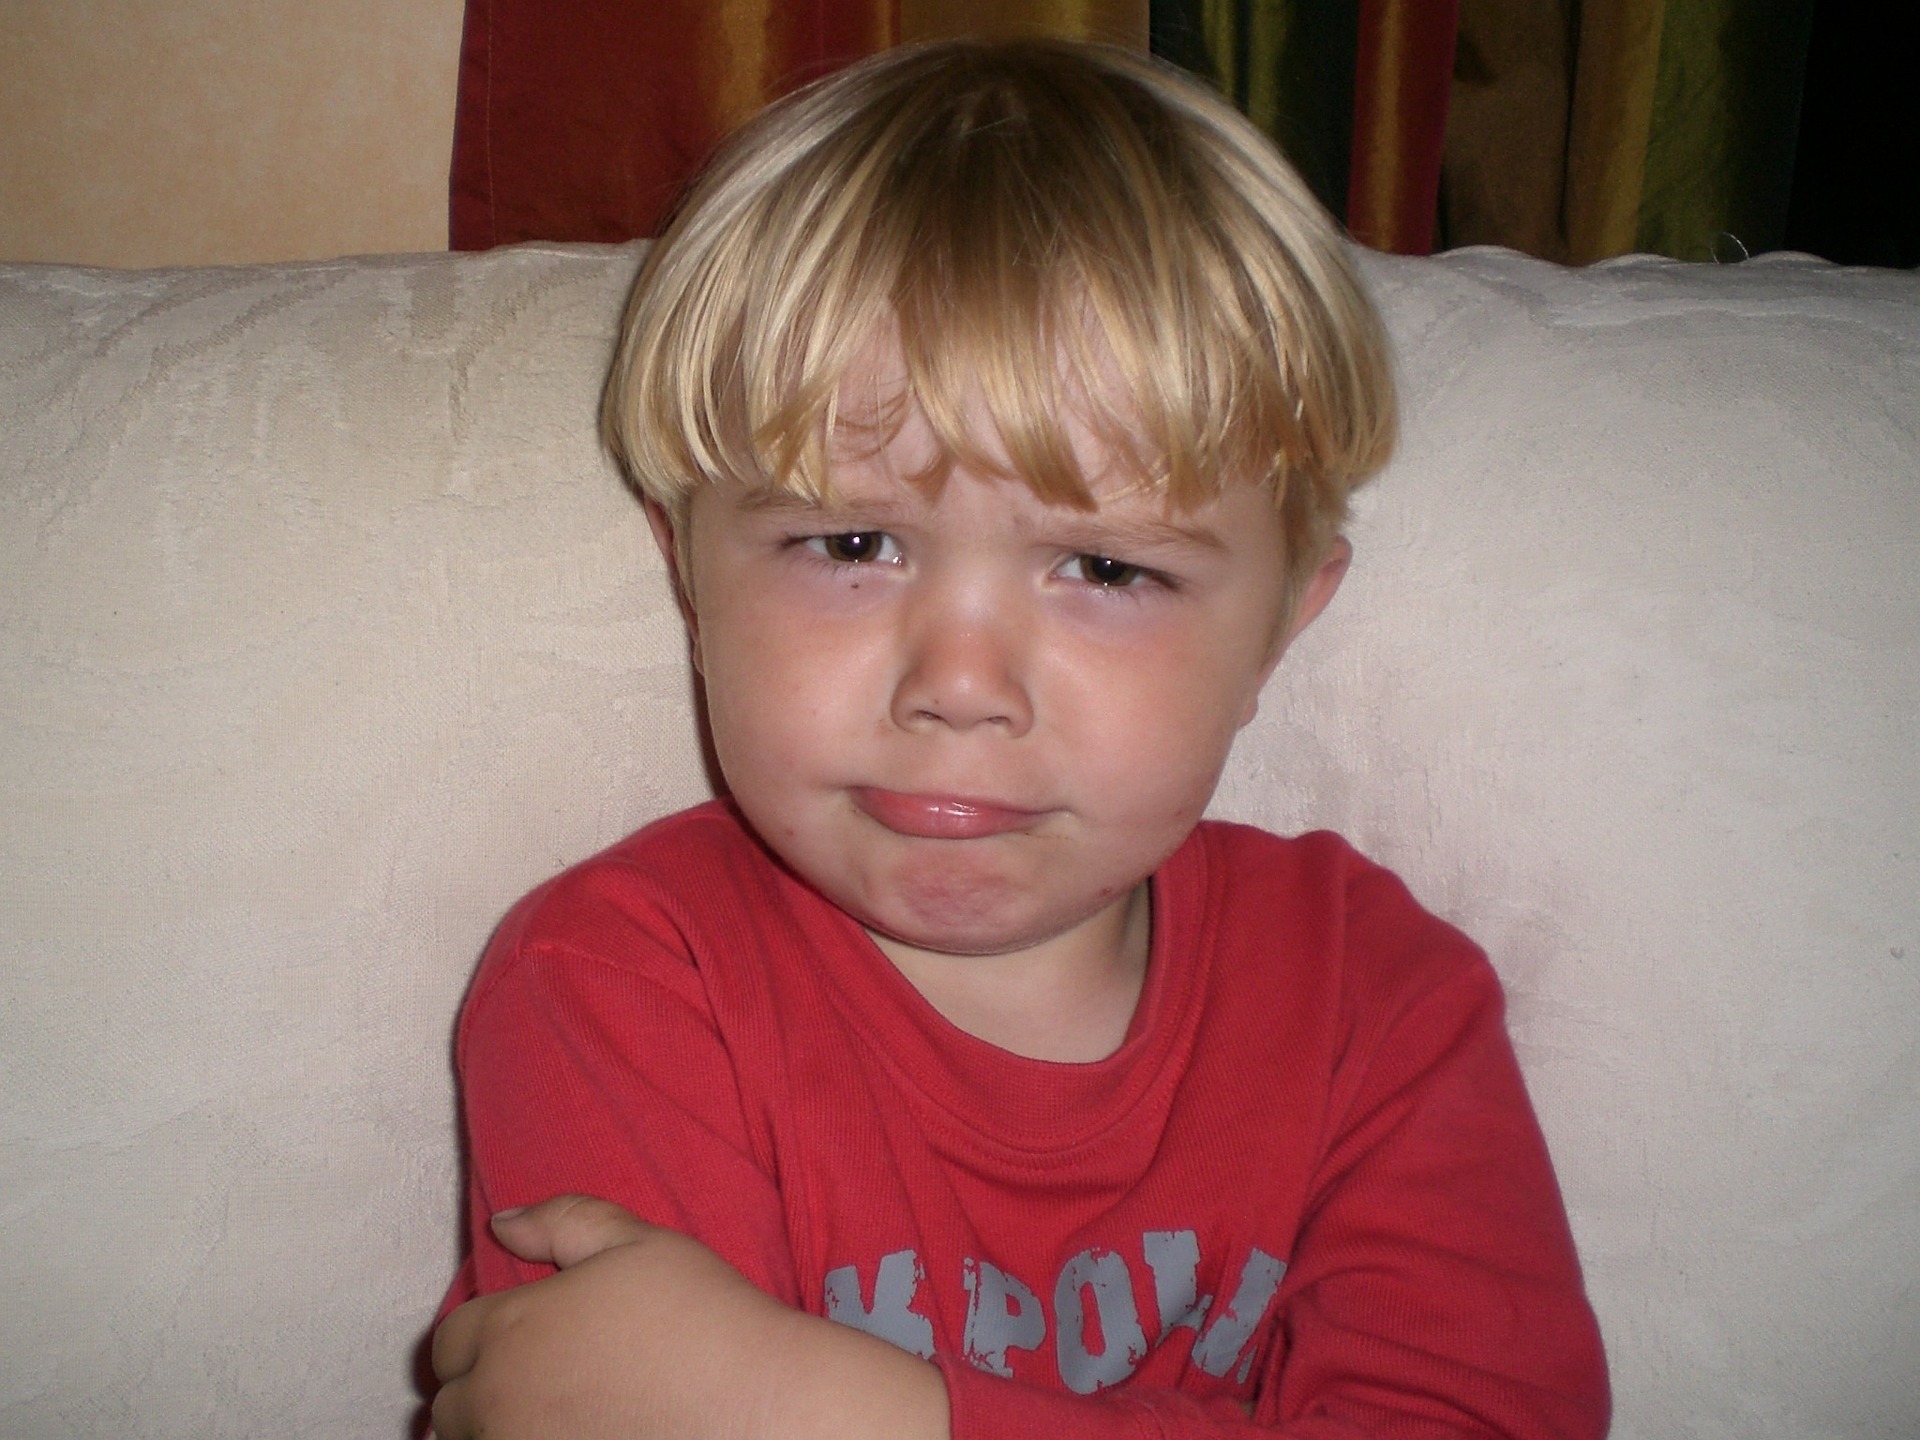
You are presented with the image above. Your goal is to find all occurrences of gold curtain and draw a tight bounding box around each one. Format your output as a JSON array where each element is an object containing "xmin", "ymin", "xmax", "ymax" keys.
[
  {"xmin": 1443, "ymin": 0, "xmax": 1663, "ymax": 263},
  {"xmin": 1564, "ymin": 0, "xmax": 1666, "ymax": 262}
]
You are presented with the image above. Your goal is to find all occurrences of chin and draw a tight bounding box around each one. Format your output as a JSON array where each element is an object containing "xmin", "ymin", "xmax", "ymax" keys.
[
  {"xmin": 869, "ymin": 881, "xmax": 1131, "ymax": 961},
  {"xmin": 863, "ymin": 869, "xmax": 1034, "ymax": 952}
]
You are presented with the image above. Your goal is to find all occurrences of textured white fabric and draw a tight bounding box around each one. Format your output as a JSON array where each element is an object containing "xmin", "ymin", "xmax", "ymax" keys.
[{"xmin": 1, "ymin": 242, "xmax": 1915, "ymax": 1439}]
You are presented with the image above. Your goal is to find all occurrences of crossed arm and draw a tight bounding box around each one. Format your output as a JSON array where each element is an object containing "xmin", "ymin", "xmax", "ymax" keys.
[{"xmin": 431, "ymin": 1196, "xmax": 951, "ymax": 1440}]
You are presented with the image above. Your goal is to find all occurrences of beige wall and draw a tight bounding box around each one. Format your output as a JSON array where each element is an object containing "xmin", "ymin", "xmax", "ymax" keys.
[{"xmin": 0, "ymin": 0, "xmax": 464, "ymax": 267}]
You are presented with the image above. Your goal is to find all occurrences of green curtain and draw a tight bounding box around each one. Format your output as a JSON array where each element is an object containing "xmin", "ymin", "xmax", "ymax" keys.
[
  {"xmin": 1154, "ymin": 0, "xmax": 1817, "ymax": 265},
  {"xmin": 1150, "ymin": 0, "xmax": 1359, "ymax": 223},
  {"xmin": 1637, "ymin": 0, "xmax": 1816, "ymax": 261}
]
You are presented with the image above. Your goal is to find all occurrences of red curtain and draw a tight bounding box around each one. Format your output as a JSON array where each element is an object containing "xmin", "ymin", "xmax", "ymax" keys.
[
  {"xmin": 449, "ymin": 0, "xmax": 1147, "ymax": 249},
  {"xmin": 450, "ymin": 0, "xmax": 895, "ymax": 249},
  {"xmin": 1348, "ymin": 0, "xmax": 1461, "ymax": 255}
]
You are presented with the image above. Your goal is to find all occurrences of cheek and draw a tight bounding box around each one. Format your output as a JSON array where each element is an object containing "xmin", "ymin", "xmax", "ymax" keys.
[
  {"xmin": 696, "ymin": 613, "xmax": 797, "ymax": 769},
  {"xmin": 698, "ymin": 609, "xmax": 874, "ymax": 782},
  {"xmin": 1064, "ymin": 663, "xmax": 1249, "ymax": 807}
]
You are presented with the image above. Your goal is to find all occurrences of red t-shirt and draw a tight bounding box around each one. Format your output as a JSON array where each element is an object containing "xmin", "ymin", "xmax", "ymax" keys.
[{"xmin": 446, "ymin": 801, "xmax": 1607, "ymax": 1438}]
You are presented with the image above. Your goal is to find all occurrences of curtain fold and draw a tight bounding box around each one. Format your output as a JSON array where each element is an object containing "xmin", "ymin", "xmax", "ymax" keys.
[
  {"xmin": 1563, "ymin": 0, "xmax": 1667, "ymax": 262},
  {"xmin": 1149, "ymin": 0, "xmax": 1454, "ymax": 256},
  {"xmin": 1348, "ymin": 0, "xmax": 1460, "ymax": 255},
  {"xmin": 1441, "ymin": 0, "xmax": 1575, "ymax": 259},
  {"xmin": 450, "ymin": 0, "xmax": 1146, "ymax": 249}
]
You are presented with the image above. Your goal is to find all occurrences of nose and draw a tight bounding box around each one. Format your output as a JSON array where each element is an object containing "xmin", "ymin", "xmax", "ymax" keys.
[{"xmin": 890, "ymin": 584, "xmax": 1034, "ymax": 737}]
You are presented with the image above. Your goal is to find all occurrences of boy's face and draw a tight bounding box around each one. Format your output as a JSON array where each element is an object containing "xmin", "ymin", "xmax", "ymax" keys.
[{"xmin": 651, "ymin": 354, "xmax": 1345, "ymax": 969}]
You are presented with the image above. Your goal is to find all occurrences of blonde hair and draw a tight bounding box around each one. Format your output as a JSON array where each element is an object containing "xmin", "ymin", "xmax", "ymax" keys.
[{"xmin": 604, "ymin": 39, "xmax": 1395, "ymax": 608}]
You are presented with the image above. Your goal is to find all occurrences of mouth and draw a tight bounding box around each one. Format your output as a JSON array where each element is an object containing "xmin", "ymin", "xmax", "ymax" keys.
[{"xmin": 852, "ymin": 788, "xmax": 1046, "ymax": 840}]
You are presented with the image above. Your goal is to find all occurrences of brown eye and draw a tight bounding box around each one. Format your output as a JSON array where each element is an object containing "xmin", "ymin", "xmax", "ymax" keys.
[
  {"xmin": 818, "ymin": 532, "xmax": 886, "ymax": 563},
  {"xmin": 1077, "ymin": 554, "xmax": 1142, "ymax": 587}
]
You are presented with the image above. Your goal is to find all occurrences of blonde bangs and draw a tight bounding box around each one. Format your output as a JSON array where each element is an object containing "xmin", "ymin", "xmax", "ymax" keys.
[{"xmin": 604, "ymin": 40, "xmax": 1395, "ymax": 582}]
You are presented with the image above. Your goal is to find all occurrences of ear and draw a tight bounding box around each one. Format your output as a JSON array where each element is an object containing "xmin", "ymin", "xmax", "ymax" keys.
[
  {"xmin": 1282, "ymin": 533, "xmax": 1351, "ymax": 647},
  {"xmin": 644, "ymin": 497, "xmax": 702, "ymax": 672},
  {"xmin": 1239, "ymin": 535, "xmax": 1351, "ymax": 728}
]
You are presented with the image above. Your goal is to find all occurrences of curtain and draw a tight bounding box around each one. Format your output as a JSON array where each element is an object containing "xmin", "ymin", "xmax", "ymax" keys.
[
  {"xmin": 902, "ymin": 0, "xmax": 1147, "ymax": 44},
  {"xmin": 1151, "ymin": 1, "xmax": 1358, "ymax": 228},
  {"xmin": 451, "ymin": 0, "xmax": 1144, "ymax": 249},
  {"xmin": 1349, "ymin": 0, "xmax": 1461, "ymax": 254},
  {"xmin": 1153, "ymin": 0, "xmax": 1815, "ymax": 263},
  {"xmin": 1782, "ymin": 0, "xmax": 1918, "ymax": 268},
  {"xmin": 1634, "ymin": 0, "xmax": 1816, "ymax": 262},
  {"xmin": 1150, "ymin": 0, "xmax": 1458, "ymax": 255},
  {"xmin": 451, "ymin": 0, "xmax": 895, "ymax": 248},
  {"xmin": 1442, "ymin": 0, "xmax": 1815, "ymax": 262},
  {"xmin": 451, "ymin": 0, "xmax": 1819, "ymax": 265}
]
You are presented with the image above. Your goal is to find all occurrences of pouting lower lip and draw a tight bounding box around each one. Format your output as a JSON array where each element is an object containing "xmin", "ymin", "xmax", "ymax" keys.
[{"xmin": 852, "ymin": 788, "xmax": 1043, "ymax": 840}]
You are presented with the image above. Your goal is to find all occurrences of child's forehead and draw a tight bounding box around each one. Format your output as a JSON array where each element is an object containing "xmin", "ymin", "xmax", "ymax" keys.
[{"xmin": 821, "ymin": 321, "xmax": 1187, "ymax": 511}]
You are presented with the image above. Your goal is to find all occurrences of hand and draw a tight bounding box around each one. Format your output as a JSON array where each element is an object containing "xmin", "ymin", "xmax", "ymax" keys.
[
  {"xmin": 431, "ymin": 1195, "xmax": 804, "ymax": 1440},
  {"xmin": 431, "ymin": 1196, "xmax": 950, "ymax": 1440}
]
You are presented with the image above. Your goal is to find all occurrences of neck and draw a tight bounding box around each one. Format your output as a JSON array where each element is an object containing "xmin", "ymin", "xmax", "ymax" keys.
[{"xmin": 868, "ymin": 883, "xmax": 1151, "ymax": 1063}]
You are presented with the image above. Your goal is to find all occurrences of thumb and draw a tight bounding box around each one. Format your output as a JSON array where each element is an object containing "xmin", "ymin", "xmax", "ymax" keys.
[{"xmin": 489, "ymin": 1193, "xmax": 654, "ymax": 1269}]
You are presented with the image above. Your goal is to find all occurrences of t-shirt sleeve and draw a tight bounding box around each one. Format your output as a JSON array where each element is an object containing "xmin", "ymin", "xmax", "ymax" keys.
[
  {"xmin": 1251, "ymin": 859, "xmax": 1608, "ymax": 1438},
  {"xmin": 442, "ymin": 868, "xmax": 801, "ymax": 1312},
  {"xmin": 938, "ymin": 850, "xmax": 1608, "ymax": 1440}
]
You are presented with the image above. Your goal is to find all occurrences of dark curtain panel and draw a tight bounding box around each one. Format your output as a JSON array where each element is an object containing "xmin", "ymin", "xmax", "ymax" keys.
[
  {"xmin": 1151, "ymin": 0, "xmax": 1361, "ymax": 225},
  {"xmin": 1443, "ymin": 0, "xmax": 1817, "ymax": 262},
  {"xmin": 1637, "ymin": 0, "xmax": 1817, "ymax": 261},
  {"xmin": 1441, "ymin": 0, "xmax": 1577, "ymax": 259},
  {"xmin": 1783, "ymin": 0, "xmax": 1920, "ymax": 267},
  {"xmin": 1149, "ymin": 0, "xmax": 1458, "ymax": 255}
]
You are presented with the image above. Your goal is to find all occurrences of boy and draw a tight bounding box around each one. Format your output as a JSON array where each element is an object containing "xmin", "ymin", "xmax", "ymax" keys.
[{"xmin": 431, "ymin": 39, "xmax": 1608, "ymax": 1440}]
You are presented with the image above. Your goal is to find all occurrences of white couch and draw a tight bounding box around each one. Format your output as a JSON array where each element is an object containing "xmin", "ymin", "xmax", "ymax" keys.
[{"xmin": 3, "ymin": 242, "xmax": 1915, "ymax": 1440}]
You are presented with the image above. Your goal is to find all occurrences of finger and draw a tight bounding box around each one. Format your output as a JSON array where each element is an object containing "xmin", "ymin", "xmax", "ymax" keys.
[
  {"xmin": 430, "ymin": 1294, "xmax": 489, "ymax": 1385},
  {"xmin": 429, "ymin": 1373, "xmax": 474, "ymax": 1440},
  {"xmin": 489, "ymin": 1192, "xmax": 655, "ymax": 1269}
]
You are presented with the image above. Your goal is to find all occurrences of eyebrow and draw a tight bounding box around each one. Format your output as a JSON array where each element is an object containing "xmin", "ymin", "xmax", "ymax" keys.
[
  {"xmin": 1041, "ymin": 513, "xmax": 1230, "ymax": 555},
  {"xmin": 736, "ymin": 489, "xmax": 914, "ymax": 520},
  {"xmin": 736, "ymin": 489, "xmax": 828, "ymax": 515},
  {"xmin": 734, "ymin": 486, "xmax": 1230, "ymax": 554}
]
